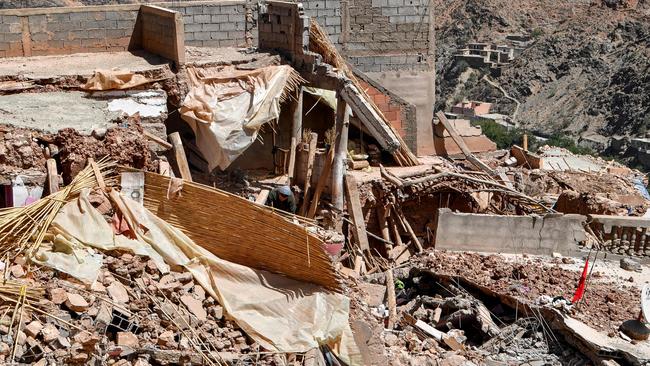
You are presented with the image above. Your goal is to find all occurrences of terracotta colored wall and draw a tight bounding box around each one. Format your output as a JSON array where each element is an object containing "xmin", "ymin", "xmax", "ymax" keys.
[{"xmin": 358, "ymin": 79, "xmax": 407, "ymax": 139}]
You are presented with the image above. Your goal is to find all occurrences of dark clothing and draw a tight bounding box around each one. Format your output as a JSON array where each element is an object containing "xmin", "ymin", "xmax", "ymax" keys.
[{"xmin": 266, "ymin": 189, "xmax": 297, "ymax": 213}]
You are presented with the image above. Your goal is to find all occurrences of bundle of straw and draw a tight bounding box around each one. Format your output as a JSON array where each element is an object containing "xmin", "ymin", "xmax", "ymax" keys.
[
  {"xmin": 0, "ymin": 158, "xmax": 116, "ymax": 259},
  {"xmin": 0, "ymin": 279, "xmax": 44, "ymax": 302},
  {"xmin": 309, "ymin": 20, "xmax": 419, "ymax": 166}
]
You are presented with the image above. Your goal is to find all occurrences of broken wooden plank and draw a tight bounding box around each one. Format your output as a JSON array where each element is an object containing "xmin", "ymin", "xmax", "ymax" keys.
[
  {"xmin": 403, "ymin": 313, "xmax": 443, "ymax": 341},
  {"xmin": 143, "ymin": 130, "xmax": 173, "ymax": 150},
  {"xmin": 376, "ymin": 204, "xmax": 392, "ymax": 249},
  {"xmin": 46, "ymin": 158, "xmax": 59, "ymax": 195},
  {"xmin": 168, "ymin": 132, "xmax": 192, "ymax": 182},
  {"xmin": 255, "ymin": 189, "xmax": 270, "ymax": 205},
  {"xmin": 299, "ymin": 132, "xmax": 318, "ymax": 216},
  {"xmin": 307, "ymin": 146, "xmax": 335, "ymax": 219},
  {"xmin": 87, "ymin": 158, "xmax": 106, "ymax": 191},
  {"xmin": 434, "ymin": 111, "xmax": 495, "ymax": 176},
  {"xmin": 388, "ymin": 212, "xmax": 403, "ymax": 246},
  {"xmin": 386, "ymin": 269, "xmax": 397, "ymax": 329},
  {"xmin": 344, "ymin": 175, "xmax": 370, "ymax": 252}
]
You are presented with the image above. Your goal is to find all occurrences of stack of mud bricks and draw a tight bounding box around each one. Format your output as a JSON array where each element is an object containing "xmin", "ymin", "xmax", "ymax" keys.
[{"xmin": 175, "ymin": 1, "xmax": 247, "ymax": 48}]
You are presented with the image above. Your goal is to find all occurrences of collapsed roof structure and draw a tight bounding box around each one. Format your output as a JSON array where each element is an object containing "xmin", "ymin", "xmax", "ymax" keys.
[{"xmin": 0, "ymin": 1, "xmax": 647, "ymax": 365}]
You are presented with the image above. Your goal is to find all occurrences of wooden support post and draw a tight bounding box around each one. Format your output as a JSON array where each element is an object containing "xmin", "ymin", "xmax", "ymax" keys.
[
  {"xmin": 386, "ymin": 269, "xmax": 397, "ymax": 329},
  {"xmin": 168, "ymin": 132, "xmax": 192, "ymax": 182},
  {"xmin": 522, "ymin": 133, "xmax": 528, "ymax": 151},
  {"xmin": 287, "ymin": 137, "xmax": 297, "ymax": 184},
  {"xmin": 376, "ymin": 204, "xmax": 392, "ymax": 250},
  {"xmin": 332, "ymin": 97, "xmax": 351, "ymax": 212},
  {"xmin": 299, "ymin": 132, "xmax": 318, "ymax": 216},
  {"xmin": 344, "ymin": 175, "xmax": 370, "ymax": 252},
  {"xmin": 307, "ymin": 146, "xmax": 335, "ymax": 218},
  {"xmin": 291, "ymin": 86, "xmax": 304, "ymax": 145},
  {"xmin": 388, "ymin": 212, "xmax": 403, "ymax": 246},
  {"xmin": 46, "ymin": 159, "xmax": 59, "ymax": 195}
]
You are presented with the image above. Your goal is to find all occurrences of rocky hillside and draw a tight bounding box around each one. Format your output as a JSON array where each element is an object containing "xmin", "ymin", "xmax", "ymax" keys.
[{"xmin": 434, "ymin": 0, "xmax": 650, "ymax": 154}]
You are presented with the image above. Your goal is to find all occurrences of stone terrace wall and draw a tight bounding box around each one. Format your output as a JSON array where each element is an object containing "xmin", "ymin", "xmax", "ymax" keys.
[{"xmin": 0, "ymin": 0, "xmax": 248, "ymax": 58}]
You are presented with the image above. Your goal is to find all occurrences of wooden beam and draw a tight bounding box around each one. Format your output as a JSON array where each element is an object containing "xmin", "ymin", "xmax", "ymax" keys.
[
  {"xmin": 287, "ymin": 137, "xmax": 297, "ymax": 184},
  {"xmin": 291, "ymin": 87, "xmax": 304, "ymax": 145},
  {"xmin": 143, "ymin": 130, "xmax": 172, "ymax": 150},
  {"xmin": 168, "ymin": 132, "xmax": 192, "ymax": 182},
  {"xmin": 386, "ymin": 269, "xmax": 397, "ymax": 329},
  {"xmin": 307, "ymin": 146, "xmax": 335, "ymax": 219},
  {"xmin": 434, "ymin": 111, "xmax": 495, "ymax": 175},
  {"xmin": 332, "ymin": 97, "xmax": 351, "ymax": 211},
  {"xmin": 255, "ymin": 189, "xmax": 270, "ymax": 205},
  {"xmin": 388, "ymin": 210, "xmax": 403, "ymax": 246},
  {"xmin": 344, "ymin": 175, "xmax": 370, "ymax": 252},
  {"xmin": 403, "ymin": 314, "xmax": 444, "ymax": 341},
  {"xmin": 376, "ymin": 204, "xmax": 392, "ymax": 250},
  {"xmin": 46, "ymin": 158, "xmax": 59, "ymax": 195},
  {"xmin": 299, "ymin": 132, "xmax": 318, "ymax": 216}
]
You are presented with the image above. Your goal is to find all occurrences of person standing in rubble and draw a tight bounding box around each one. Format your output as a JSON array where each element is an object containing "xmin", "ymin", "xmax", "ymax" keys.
[{"xmin": 265, "ymin": 185, "xmax": 297, "ymax": 214}]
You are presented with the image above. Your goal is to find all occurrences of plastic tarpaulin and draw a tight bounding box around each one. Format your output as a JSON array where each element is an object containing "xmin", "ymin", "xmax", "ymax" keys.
[
  {"xmin": 83, "ymin": 69, "xmax": 151, "ymax": 91},
  {"xmin": 40, "ymin": 189, "xmax": 362, "ymax": 365},
  {"xmin": 179, "ymin": 65, "xmax": 301, "ymax": 171}
]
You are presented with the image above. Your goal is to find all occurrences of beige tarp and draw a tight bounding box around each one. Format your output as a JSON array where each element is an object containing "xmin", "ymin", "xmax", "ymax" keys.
[
  {"xmin": 83, "ymin": 69, "xmax": 151, "ymax": 91},
  {"xmin": 304, "ymin": 86, "xmax": 338, "ymax": 111},
  {"xmin": 179, "ymin": 65, "xmax": 301, "ymax": 171},
  {"xmin": 38, "ymin": 189, "xmax": 362, "ymax": 365}
]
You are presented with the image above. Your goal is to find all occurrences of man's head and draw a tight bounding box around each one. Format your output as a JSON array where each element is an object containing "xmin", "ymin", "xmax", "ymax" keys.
[{"xmin": 277, "ymin": 185, "xmax": 291, "ymax": 201}]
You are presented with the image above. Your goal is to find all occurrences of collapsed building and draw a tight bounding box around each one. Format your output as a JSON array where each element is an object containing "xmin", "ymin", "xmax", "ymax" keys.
[{"xmin": 0, "ymin": 1, "xmax": 648, "ymax": 366}]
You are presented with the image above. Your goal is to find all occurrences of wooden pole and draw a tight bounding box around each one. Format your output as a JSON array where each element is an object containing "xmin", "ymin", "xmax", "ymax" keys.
[
  {"xmin": 332, "ymin": 97, "xmax": 351, "ymax": 212},
  {"xmin": 143, "ymin": 130, "xmax": 172, "ymax": 150},
  {"xmin": 307, "ymin": 146, "xmax": 335, "ymax": 219},
  {"xmin": 291, "ymin": 86, "xmax": 304, "ymax": 145},
  {"xmin": 386, "ymin": 269, "xmax": 397, "ymax": 329},
  {"xmin": 376, "ymin": 204, "xmax": 392, "ymax": 250},
  {"xmin": 388, "ymin": 213, "xmax": 403, "ymax": 246},
  {"xmin": 287, "ymin": 137, "xmax": 297, "ymax": 184},
  {"xmin": 523, "ymin": 133, "xmax": 528, "ymax": 151},
  {"xmin": 46, "ymin": 159, "xmax": 59, "ymax": 195},
  {"xmin": 168, "ymin": 132, "xmax": 193, "ymax": 182},
  {"xmin": 299, "ymin": 132, "xmax": 318, "ymax": 216},
  {"xmin": 397, "ymin": 209, "xmax": 423, "ymax": 253}
]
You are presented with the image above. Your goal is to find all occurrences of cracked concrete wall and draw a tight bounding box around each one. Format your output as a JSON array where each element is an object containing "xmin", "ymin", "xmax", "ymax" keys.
[{"xmin": 435, "ymin": 208, "xmax": 587, "ymax": 256}]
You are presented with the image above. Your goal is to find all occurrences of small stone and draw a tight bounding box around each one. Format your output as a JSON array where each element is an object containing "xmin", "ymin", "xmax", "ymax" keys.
[
  {"xmin": 210, "ymin": 305, "xmax": 223, "ymax": 320},
  {"xmin": 49, "ymin": 288, "xmax": 68, "ymax": 305},
  {"xmin": 24, "ymin": 320, "xmax": 43, "ymax": 338},
  {"xmin": 193, "ymin": 285, "xmax": 206, "ymax": 301},
  {"xmin": 157, "ymin": 330, "xmax": 174, "ymax": 346},
  {"xmin": 134, "ymin": 359, "xmax": 151, "ymax": 366},
  {"xmin": 56, "ymin": 336, "xmax": 71, "ymax": 348},
  {"xmin": 384, "ymin": 333, "xmax": 398, "ymax": 346},
  {"xmin": 65, "ymin": 293, "xmax": 89, "ymax": 312},
  {"xmin": 69, "ymin": 352, "xmax": 89, "ymax": 363},
  {"xmin": 116, "ymin": 332, "xmax": 139, "ymax": 348},
  {"xmin": 41, "ymin": 323, "xmax": 60, "ymax": 343},
  {"xmin": 107, "ymin": 282, "xmax": 130, "ymax": 304},
  {"xmin": 0, "ymin": 342, "xmax": 9, "ymax": 355},
  {"xmin": 620, "ymin": 258, "xmax": 642, "ymax": 272},
  {"xmin": 91, "ymin": 281, "xmax": 106, "ymax": 293},
  {"xmin": 180, "ymin": 295, "xmax": 207, "ymax": 321},
  {"xmin": 10, "ymin": 264, "xmax": 25, "ymax": 278}
]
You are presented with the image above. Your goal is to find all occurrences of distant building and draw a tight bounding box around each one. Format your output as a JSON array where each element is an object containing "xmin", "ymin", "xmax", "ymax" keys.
[
  {"xmin": 454, "ymin": 35, "xmax": 533, "ymax": 75},
  {"xmin": 451, "ymin": 101, "xmax": 492, "ymax": 117}
]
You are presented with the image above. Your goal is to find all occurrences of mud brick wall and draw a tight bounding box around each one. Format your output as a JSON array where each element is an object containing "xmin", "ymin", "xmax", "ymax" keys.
[{"xmin": 0, "ymin": 1, "xmax": 248, "ymax": 58}]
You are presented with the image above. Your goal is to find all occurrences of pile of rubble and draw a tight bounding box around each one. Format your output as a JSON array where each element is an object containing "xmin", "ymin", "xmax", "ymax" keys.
[{"xmin": 1, "ymin": 252, "xmax": 269, "ymax": 366}]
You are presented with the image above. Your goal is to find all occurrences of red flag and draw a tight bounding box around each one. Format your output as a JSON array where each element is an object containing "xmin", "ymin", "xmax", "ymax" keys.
[{"xmin": 572, "ymin": 259, "xmax": 589, "ymax": 303}]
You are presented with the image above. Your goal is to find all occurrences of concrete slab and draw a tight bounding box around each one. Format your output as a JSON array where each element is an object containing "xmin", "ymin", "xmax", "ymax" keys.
[
  {"xmin": 0, "ymin": 90, "xmax": 167, "ymax": 134},
  {"xmin": 184, "ymin": 46, "xmax": 279, "ymax": 68},
  {"xmin": 0, "ymin": 50, "xmax": 170, "ymax": 80}
]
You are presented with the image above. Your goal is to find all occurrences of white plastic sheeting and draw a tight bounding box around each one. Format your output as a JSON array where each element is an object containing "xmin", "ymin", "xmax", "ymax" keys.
[{"xmin": 179, "ymin": 65, "xmax": 301, "ymax": 171}]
